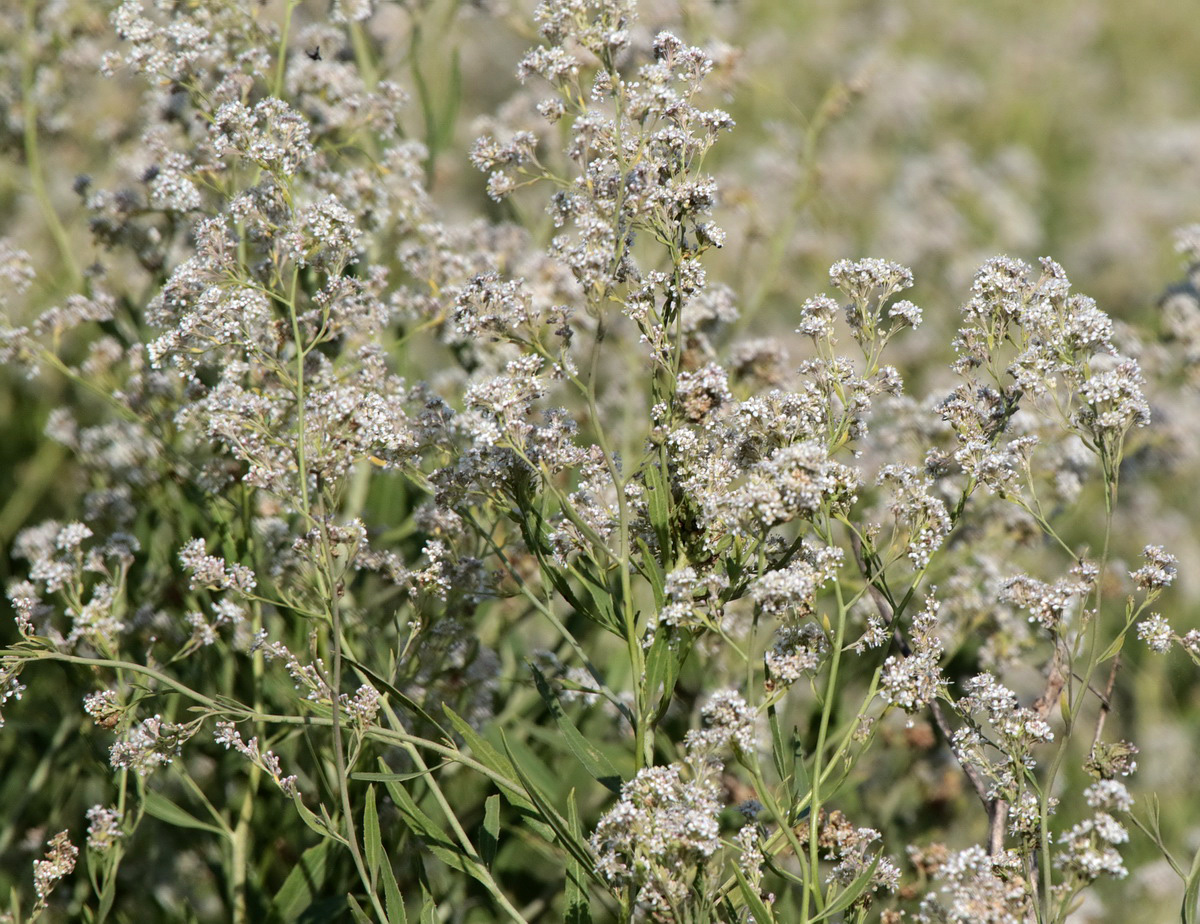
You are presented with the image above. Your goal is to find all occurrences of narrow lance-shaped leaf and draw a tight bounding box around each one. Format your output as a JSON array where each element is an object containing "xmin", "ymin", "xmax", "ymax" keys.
[{"xmin": 531, "ymin": 665, "xmax": 622, "ymax": 794}]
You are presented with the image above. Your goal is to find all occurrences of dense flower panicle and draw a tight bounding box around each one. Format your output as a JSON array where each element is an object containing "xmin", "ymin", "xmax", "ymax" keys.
[
  {"xmin": 734, "ymin": 825, "xmax": 771, "ymax": 907},
  {"xmin": 888, "ymin": 299, "xmax": 924, "ymax": 328},
  {"xmin": 830, "ymin": 258, "xmax": 915, "ymax": 304},
  {"xmin": 1056, "ymin": 812, "xmax": 1130, "ymax": 882},
  {"xmin": 0, "ymin": 238, "xmax": 35, "ymax": 308},
  {"xmin": 531, "ymin": 0, "xmax": 635, "ymax": 55},
  {"xmin": 749, "ymin": 548, "xmax": 841, "ymax": 618},
  {"xmin": 1130, "ymin": 544, "xmax": 1178, "ymax": 592},
  {"xmin": 791, "ymin": 810, "xmax": 899, "ymax": 901},
  {"xmin": 999, "ymin": 562, "xmax": 1096, "ymax": 631},
  {"xmin": 713, "ymin": 441, "xmax": 861, "ymax": 538},
  {"xmin": 955, "ymin": 672, "xmax": 1054, "ymax": 757},
  {"xmin": 1136, "ymin": 612, "xmax": 1173, "ymax": 653},
  {"xmin": 948, "ymin": 257, "xmax": 1137, "ymax": 456},
  {"xmin": 85, "ymin": 806, "xmax": 124, "ymax": 853},
  {"xmin": 683, "ymin": 689, "xmax": 757, "ymax": 757},
  {"xmin": 914, "ymin": 846, "xmax": 1033, "ymax": 923},
  {"xmin": 109, "ymin": 715, "xmax": 198, "ymax": 777},
  {"xmin": 877, "ymin": 464, "xmax": 952, "ymax": 568},
  {"xmin": 649, "ymin": 565, "xmax": 728, "ymax": 635},
  {"xmin": 285, "ymin": 24, "xmax": 405, "ymax": 138},
  {"xmin": 828, "ymin": 258, "xmax": 917, "ymax": 346},
  {"xmin": 674, "ymin": 362, "xmax": 732, "ymax": 425},
  {"xmin": 0, "ymin": 658, "xmax": 26, "ymax": 729},
  {"xmin": 14, "ymin": 520, "xmax": 94, "ymax": 593},
  {"xmin": 478, "ymin": 1, "xmax": 732, "ymax": 310},
  {"xmin": 463, "ymin": 354, "xmax": 551, "ymax": 447},
  {"xmin": 106, "ymin": 0, "xmax": 273, "ymax": 85},
  {"xmin": 178, "ymin": 538, "xmax": 257, "ymax": 594},
  {"xmin": 1073, "ymin": 357, "xmax": 1150, "ymax": 442},
  {"xmin": 1084, "ymin": 779, "xmax": 1133, "ymax": 812},
  {"xmin": 796, "ymin": 294, "xmax": 840, "ymax": 340},
  {"xmin": 330, "ymin": 0, "xmax": 375, "ymax": 26},
  {"xmin": 469, "ymin": 131, "xmax": 539, "ymax": 176},
  {"xmin": 880, "ymin": 593, "xmax": 945, "ymax": 712},
  {"xmin": 453, "ymin": 272, "xmax": 537, "ymax": 338},
  {"xmin": 33, "ymin": 831, "xmax": 78, "ymax": 906},
  {"xmin": 30, "ymin": 291, "xmax": 117, "ymax": 340},
  {"xmin": 285, "ymin": 195, "xmax": 362, "ymax": 269},
  {"xmin": 8, "ymin": 520, "xmax": 138, "ymax": 651},
  {"xmin": 1006, "ymin": 790, "xmax": 1056, "ymax": 841},
  {"xmin": 83, "ymin": 690, "xmax": 123, "ymax": 729},
  {"xmin": 766, "ymin": 622, "xmax": 830, "ymax": 684},
  {"xmin": 590, "ymin": 763, "xmax": 723, "ymax": 914},
  {"xmin": 852, "ymin": 611, "xmax": 891, "ymax": 654},
  {"xmin": 342, "ymin": 684, "xmax": 383, "ymax": 725},
  {"xmin": 211, "ymin": 98, "xmax": 315, "ymax": 177}
]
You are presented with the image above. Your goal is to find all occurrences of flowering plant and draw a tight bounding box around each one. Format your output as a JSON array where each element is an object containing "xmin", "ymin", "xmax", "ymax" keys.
[{"xmin": 2, "ymin": 0, "xmax": 1199, "ymax": 922}]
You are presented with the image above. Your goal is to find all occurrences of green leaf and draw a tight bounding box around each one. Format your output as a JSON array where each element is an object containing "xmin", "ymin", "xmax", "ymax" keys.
[
  {"xmin": 271, "ymin": 839, "xmax": 335, "ymax": 922},
  {"xmin": 810, "ymin": 853, "xmax": 881, "ymax": 922},
  {"xmin": 378, "ymin": 763, "xmax": 488, "ymax": 880},
  {"xmin": 382, "ymin": 775, "xmax": 461, "ymax": 864},
  {"xmin": 531, "ymin": 666, "xmax": 622, "ymax": 793},
  {"xmin": 1097, "ymin": 630, "xmax": 1127, "ymax": 664},
  {"xmin": 439, "ymin": 707, "xmax": 537, "ymax": 815},
  {"xmin": 480, "ymin": 794, "xmax": 500, "ymax": 869},
  {"xmin": 346, "ymin": 894, "xmax": 373, "ymax": 924},
  {"xmin": 96, "ymin": 860, "xmax": 118, "ymax": 923},
  {"xmin": 518, "ymin": 503, "xmax": 623, "ymax": 636},
  {"xmin": 419, "ymin": 884, "xmax": 437, "ymax": 924},
  {"xmin": 380, "ymin": 852, "xmax": 407, "ymax": 924},
  {"xmin": 565, "ymin": 791, "xmax": 593, "ymax": 924},
  {"xmin": 7, "ymin": 885, "xmax": 20, "ymax": 923},
  {"xmin": 643, "ymin": 463, "xmax": 673, "ymax": 564},
  {"xmin": 1183, "ymin": 840, "xmax": 1200, "ymax": 924},
  {"xmin": 636, "ymin": 537, "xmax": 666, "ymax": 609},
  {"xmin": 767, "ymin": 703, "xmax": 789, "ymax": 789},
  {"xmin": 142, "ymin": 790, "xmax": 227, "ymax": 838},
  {"xmin": 351, "ymin": 770, "xmax": 433, "ymax": 785},
  {"xmin": 291, "ymin": 796, "xmax": 344, "ymax": 844},
  {"xmin": 570, "ymin": 563, "xmax": 620, "ymax": 636},
  {"xmin": 363, "ymin": 785, "xmax": 382, "ymax": 885},
  {"xmin": 733, "ymin": 865, "xmax": 775, "ymax": 924},
  {"xmin": 501, "ymin": 733, "xmax": 600, "ymax": 882},
  {"xmin": 645, "ymin": 627, "xmax": 689, "ymax": 722}
]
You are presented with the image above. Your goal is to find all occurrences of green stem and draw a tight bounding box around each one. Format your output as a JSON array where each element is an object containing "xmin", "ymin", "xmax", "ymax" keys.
[
  {"xmin": 1037, "ymin": 468, "xmax": 1116, "ymax": 923},
  {"xmin": 2, "ymin": 647, "xmax": 533, "ymax": 812},
  {"xmin": 376, "ymin": 700, "xmax": 529, "ymax": 924},
  {"xmin": 805, "ymin": 570, "xmax": 848, "ymax": 919},
  {"xmin": 272, "ymin": 0, "xmax": 298, "ymax": 99},
  {"xmin": 22, "ymin": 0, "xmax": 82, "ymax": 291}
]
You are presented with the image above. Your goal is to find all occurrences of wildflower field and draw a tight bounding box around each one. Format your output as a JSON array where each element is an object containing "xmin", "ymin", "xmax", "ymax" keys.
[{"xmin": 5, "ymin": 0, "xmax": 1200, "ymax": 921}]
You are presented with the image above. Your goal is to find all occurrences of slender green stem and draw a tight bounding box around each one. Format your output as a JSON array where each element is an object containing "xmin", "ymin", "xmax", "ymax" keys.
[
  {"xmin": 3, "ymin": 647, "xmax": 535, "ymax": 807},
  {"xmin": 321, "ymin": 518, "xmax": 389, "ymax": 923},
  {"xmin": 376, "ymin": 701, "xmax": 529, "ymax": 924},
  {"xmin": 805, "ymin": 566, "xmax": 848, "ymax": 919},
  {"xmin": 1037, "ymin": 463, "xmax": 1117, "ymax": 923},
  {"xmin": 272, "ymin": 0, "xmax": 298, "ymax": 99},
  {"xmin": 21, "ymin": 0, "xmax": 82, "ymax": 291}
]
